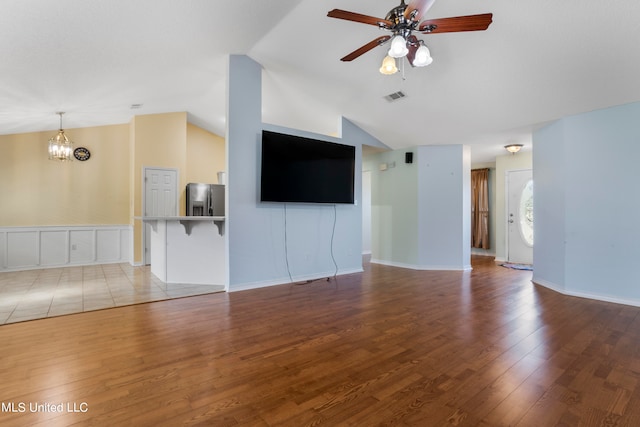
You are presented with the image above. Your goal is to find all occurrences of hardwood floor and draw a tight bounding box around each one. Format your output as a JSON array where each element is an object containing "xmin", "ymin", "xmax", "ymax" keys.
[{"xmin": 1, "ymin": 256, "xmax": 639, "ymax": 426}]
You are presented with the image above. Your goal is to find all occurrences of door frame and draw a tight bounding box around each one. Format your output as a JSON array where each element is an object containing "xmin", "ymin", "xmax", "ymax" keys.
[
  {"xmin": 504, "ymin": 168, "xmax": 533, "ymax": 264},
  {"xmin": 142, "ymin": 166, "xmax": 179, "ymax": 265}
]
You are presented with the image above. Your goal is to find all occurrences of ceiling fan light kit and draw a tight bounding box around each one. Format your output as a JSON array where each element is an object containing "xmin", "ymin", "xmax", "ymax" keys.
[
  {"xmin": 328, "ymin": 0, "xmax": 492, "ymax": 75},
  {"xmin": 379, "ymin": 55, "xmax": 399, "ymax": 75},
  {"xmin": 412, "ymin": 43, "xmax": 433, "ymax": 67},
  {"xmin": 388, "ymin": 34, "xmax": 410, "ymax": 58}
]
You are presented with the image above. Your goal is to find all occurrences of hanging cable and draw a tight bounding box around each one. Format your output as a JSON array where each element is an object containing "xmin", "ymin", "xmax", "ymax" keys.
[{"xmin": 330, "ymin": 204, "xmax": 339, "ymax": 280}]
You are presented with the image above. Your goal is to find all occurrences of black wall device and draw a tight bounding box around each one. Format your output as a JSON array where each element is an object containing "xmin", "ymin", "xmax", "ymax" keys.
[{"xmin": 405, "ymin": 152, "xmax": 414, "ymax": 164}]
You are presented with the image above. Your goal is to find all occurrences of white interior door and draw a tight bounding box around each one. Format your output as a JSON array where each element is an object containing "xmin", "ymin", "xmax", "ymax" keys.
[
  {"xmin": 507, "ymin": 169, "xmax": 533, "ymax": 264},
  {"xmin": 144, "ymin": 168, "xmax": 178, "ymax": 265}
]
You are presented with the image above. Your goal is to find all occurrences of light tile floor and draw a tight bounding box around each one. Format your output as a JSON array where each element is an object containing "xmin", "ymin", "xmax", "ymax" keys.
[{"xmin": 0, "ymin": 263, "xmax": 225, "ymax": 325}]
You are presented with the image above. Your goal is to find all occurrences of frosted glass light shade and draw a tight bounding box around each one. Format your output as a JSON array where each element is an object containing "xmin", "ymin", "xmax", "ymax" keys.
[
  {"xmin": 379, "ymin": 55, "xmax": 398, "ymax": 75},
  {"xmin": 504, "ymin": 144, "xmax": 523, "ymax": 154},
  {"xmin": 413, "ymin": 44, "xmax": 433, "ymax": 67},
  {"xmin": 388, "ymin": 35, "xmax": 409, "ymax": 58}
]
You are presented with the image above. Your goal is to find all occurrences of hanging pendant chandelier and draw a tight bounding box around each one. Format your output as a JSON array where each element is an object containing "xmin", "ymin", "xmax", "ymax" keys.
[{"xmin": 48, "ymin": 112, "xmax": 74, "ymax": 161}]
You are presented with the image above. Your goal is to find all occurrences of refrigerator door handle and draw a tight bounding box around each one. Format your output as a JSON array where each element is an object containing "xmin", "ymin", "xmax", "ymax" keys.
[{"xmin": 208, "ymin": 188, "xmax": 213, "ymax": 216}]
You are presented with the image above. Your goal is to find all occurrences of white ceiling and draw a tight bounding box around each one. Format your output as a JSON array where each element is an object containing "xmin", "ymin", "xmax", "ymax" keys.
[{"xmin": 2, "ymin": 0, "xmax": 640, "ymax": 163}]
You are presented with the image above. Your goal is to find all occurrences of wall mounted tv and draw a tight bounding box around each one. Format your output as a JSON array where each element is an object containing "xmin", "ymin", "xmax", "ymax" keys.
[{"xmin": 260, "ymin": 130, "xmax": 355, "ymax": 204}]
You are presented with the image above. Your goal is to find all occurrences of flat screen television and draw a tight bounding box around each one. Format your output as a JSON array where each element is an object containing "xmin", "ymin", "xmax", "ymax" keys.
[{"xmin": 260, "ymin": 130, "xmax": 355, "ymax": 204}]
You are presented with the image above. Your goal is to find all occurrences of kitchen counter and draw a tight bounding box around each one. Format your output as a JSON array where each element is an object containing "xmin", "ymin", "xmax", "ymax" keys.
[
  {"xmin": 136, "ymin": 216, "xmax": 226, "ymax": 286},
  {"xmin": 140, "ymin": 215, "xmax": 225, "ymax": 235}
]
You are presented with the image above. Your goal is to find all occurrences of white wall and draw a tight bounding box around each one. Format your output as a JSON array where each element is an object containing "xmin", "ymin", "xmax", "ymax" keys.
[
  {"xmin": 370, "ymin": 149, "xmax": 419, "ymax": 266},
  {"xmin": 533, "ymin": 101, "xmax": 640, "ymax": 305},
  {"xmin": 417, "ymin": 145, "xmax": 471, "ymax": 270},
  {"xmin": 362, "ymin": 170, "xmax": 372, "ymax": 255},
  {"xmin": 532, "ymin": 122, "xmax": 566, "ymax": 289},
  {"xmin": 494, "ymin": 152, "xmax": 533, "ymax": 262},
  {"xmin": 226, "ymin": 55, "xmax": 384, "ymax": 291},
  {"xmin": 370, "ymin": 145, "xmax": 471, "ymax": 270}
]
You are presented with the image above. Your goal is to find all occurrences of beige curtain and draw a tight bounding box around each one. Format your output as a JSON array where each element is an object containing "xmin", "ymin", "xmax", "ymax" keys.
[{"xmin": 471, "ymin": 168, "xmax": 490, "ymax": 249}]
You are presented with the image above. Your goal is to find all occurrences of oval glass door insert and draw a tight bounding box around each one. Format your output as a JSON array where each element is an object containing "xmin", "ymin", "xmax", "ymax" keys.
[{"xmin": 519, "ymin": 179, "xmax": 534, "ymax": 246}]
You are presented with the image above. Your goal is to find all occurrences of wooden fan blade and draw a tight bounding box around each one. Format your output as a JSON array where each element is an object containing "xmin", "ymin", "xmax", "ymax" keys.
[
  {"xmin": 406, "ymin": 35, "xmax": 419, "ymax": 66},
  {"xmin": 404, "ymin": 0, "xmax": 437, "ymax": 22},
  {"xmin": 419, "ymin": 13, "xmax": 493, "ymax": 33},
  {"xmin": 328, "ymin": 9, "xmax": 393, "ymax": 28},
  {"xmin": 340, "ymin": 35, "xmax": 391, "ymax": 62}
]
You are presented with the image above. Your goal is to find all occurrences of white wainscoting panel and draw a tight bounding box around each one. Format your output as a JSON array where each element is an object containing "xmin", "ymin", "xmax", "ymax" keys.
[
  {"xmin": 70, "ymin": 230, "xmax": 94, "ymax": 264},
  {"xmin": 0, "ymin": 225, "xmax": 132, "ymax": 272},
  {"xmin": 40, "ymin": 231, "xmax": 69, "ymax": 266},
  {"xmin": 96, "ymin": 229, "xmax": 121, "ymax": 262},
  {"xmin": 7, "ymin": 231, "xmax": 39, "ymax": 268}
]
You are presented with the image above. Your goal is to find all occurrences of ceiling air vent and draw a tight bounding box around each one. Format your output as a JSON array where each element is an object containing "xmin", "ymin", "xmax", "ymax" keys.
[{"xmin": 384, "ymin": 91, "xmax": 406, "ymax": 102}]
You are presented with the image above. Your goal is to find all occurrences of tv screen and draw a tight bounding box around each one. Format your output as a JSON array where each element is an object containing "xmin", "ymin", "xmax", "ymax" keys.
[{"xmin": 260, "ymin": 130, "xmax": 355, "ymax": 204}]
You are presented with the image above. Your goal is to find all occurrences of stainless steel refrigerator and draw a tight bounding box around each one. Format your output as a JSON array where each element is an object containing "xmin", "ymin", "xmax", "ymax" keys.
[{"xmin": 186, "ymin": 183, "xmax": 225, "ymax": 216}]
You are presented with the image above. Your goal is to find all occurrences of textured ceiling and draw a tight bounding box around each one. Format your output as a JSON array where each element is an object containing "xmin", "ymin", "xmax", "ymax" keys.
[{"xmin": 1, "ymin": 0, "xmax": 639, "ymax": 162}]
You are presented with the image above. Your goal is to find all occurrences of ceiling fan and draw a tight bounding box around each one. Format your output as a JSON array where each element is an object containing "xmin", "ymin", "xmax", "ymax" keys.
[{"xmin": 327, "ymin": 0, "xmax": 492, "ymax": 68}]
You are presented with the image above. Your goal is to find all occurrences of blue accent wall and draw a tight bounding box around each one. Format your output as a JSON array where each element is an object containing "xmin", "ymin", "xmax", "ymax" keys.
[
  {"xmin": 226, "ymin": 55, "xmax": 383, "ymax": 291},
  {"xmin": 533, "ymin": 101, "xmax": 640, "ymax": 304}
]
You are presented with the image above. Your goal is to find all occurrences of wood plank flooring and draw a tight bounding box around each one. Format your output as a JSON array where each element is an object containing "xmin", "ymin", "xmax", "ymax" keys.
[{"xmin": 1, "ymin": 256, "xmax": 639, "ymax": 426}]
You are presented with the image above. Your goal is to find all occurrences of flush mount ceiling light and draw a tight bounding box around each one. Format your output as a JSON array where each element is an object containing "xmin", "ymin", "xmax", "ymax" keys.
[
  {"xmin": 48, "ymin": 112, "xmax": 74, "ymax": 161},
  {"xmin": 328, "ymin": 0, "xmax": 492, "ymax": 75},
  {"xmin": 504, "ymin": 144, "xmax": 524, "ymax": 154}
]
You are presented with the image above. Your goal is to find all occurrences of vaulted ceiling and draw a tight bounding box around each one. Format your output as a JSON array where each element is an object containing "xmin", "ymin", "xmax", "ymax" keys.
[{"xmin": 2, "ymin": 0, "xmax": 639, "ymax": 162}]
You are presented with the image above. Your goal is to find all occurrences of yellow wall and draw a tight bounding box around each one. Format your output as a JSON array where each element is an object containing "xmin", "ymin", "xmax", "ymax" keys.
[
  {"xmin": 129, "ymin": 113, "xmax": 226, "ymax": 263},
  {"xmin": 186, "ymin": 123, "xmax": 225, "ymax": 184},
  {"xmin": 131, "ymin": 112, "xmax": 188, "ymax": 262},
  {"xmin": 0, "ymin": 124, "xmax": 130, "ymax": 226},
  {"xmin": 0, "ymin": 113, "xmax": 225, "ymax": 265}
]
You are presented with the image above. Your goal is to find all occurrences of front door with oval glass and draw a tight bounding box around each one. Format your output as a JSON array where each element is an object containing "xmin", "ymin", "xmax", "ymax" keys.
[{"xmin": 507, "ymin": 169, "xmax": 533, "ymax": 264}]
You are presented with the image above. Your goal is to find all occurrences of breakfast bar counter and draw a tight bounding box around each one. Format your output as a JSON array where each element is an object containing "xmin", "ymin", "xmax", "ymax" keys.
[{"xmin": 137, "ymin": 216, "xmax": 226, "ymax": 286}]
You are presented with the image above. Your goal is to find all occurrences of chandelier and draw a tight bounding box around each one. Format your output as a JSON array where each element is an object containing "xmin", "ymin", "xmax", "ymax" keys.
[{"xmin": 48, "ymin": 112, "xmax": 74, "ymax": 161}]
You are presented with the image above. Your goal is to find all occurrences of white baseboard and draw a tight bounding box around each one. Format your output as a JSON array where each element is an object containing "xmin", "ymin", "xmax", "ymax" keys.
[
  {"xmin": 229, "ymin": 267, "xmax": 364, "ymax": 293},
  {"xmin": 532, "ymin": 276, "xmax": 640, "ymax": 308},
  {"xmin": 531, "ymin": 276, "xmax": 564, "ymax": 293},
  {"xmin": 370, "ymin": 258, "xmax": 472, "ymax": 271}
]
